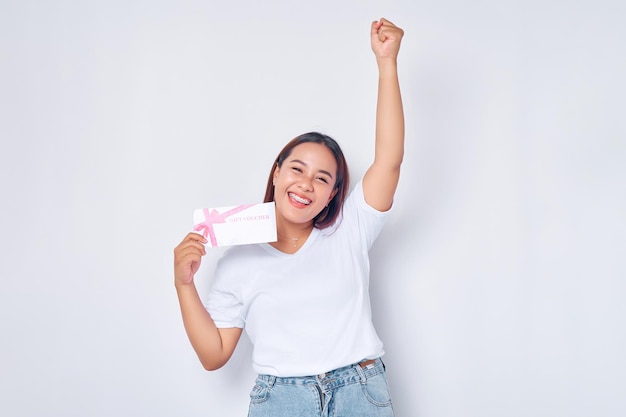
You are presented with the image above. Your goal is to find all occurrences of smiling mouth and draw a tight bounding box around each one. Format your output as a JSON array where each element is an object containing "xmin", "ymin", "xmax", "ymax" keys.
[{"xmin": 288, "ymin": 192, "xmax": 312, "ymax": 205}]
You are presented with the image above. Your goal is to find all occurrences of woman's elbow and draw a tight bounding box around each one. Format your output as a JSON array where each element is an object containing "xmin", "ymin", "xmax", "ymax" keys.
[
  {"xmin": 202, "ymin": 363, "xmax": 224, "ymax": 372},
  {"xmin": 199, "ymin": 356, "xmax": 228, "ymax": 371}
]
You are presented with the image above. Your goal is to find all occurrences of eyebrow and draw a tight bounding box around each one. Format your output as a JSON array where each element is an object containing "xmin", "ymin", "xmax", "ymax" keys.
[{"xmin": 289, "ymin": 159, "xmax": 334, "ymax": 179}]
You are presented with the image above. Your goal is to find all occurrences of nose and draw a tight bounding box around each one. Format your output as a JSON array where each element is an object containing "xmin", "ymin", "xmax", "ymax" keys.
[{"xmin": 298, "ymin": 176, "xmax": 313, "ymax": 191}]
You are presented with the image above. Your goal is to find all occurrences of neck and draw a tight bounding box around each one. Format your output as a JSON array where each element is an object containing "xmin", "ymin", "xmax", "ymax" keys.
[
  {"xmin": 276, "ymin": 217, "xmax": 313, "ymax": 238},
  {"xmin": 276, "ymin": 226, "xmax": 313, "ymax": 241},
  {"xmin": 275, "ymin": 221, "xmax": 314, "ymax": 250}
]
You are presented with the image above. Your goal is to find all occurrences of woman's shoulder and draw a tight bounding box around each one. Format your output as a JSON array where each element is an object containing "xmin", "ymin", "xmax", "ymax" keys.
[
  {"xmin": 321, "ymin": 177, "xmax": 391, "ymax": 240},
  {"xmin": 337, "ymin": 178, "xmax": 387, "ymax": 220}
]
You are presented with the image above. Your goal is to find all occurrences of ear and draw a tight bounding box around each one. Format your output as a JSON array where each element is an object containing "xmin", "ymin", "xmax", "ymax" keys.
[
  {"xmin": 328, "ymin": 188, "xmax": 338, "ymax": 204},
  {"xmin": 272, "ymin": 166, "xmax": 280, "ymax": 185}
]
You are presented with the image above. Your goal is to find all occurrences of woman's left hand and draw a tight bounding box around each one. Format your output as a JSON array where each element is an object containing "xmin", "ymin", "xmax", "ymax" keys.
[{"xmin": 371, "ymin": 18, "xmax": 404, "ymax": 61}]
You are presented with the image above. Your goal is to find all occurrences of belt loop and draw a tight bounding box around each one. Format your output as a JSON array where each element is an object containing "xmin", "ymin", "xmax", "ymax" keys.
[
  {"xmin": 354, "ymin": 362, "xmax": 367, "ymax": 384},
  {"xmin": 267, "ymin": 375, "xmax": 276, "ymax": 388}
]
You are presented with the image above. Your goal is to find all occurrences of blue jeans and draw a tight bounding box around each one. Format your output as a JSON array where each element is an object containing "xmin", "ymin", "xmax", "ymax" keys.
[{"xmin": 247, "ymin": 358, "xmax": 394, "ymax": 417}]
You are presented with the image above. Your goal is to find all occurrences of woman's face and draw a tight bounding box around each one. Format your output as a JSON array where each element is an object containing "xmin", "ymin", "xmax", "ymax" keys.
[{"xmin": 272, "ymin": 142, "xmax": 338, "ymax": 227}]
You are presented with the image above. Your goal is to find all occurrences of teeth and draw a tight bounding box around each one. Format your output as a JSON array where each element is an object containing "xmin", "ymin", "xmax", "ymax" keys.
[{"xmin": 289, "ymin": 192, "xmax": 311, "ymax": 205}]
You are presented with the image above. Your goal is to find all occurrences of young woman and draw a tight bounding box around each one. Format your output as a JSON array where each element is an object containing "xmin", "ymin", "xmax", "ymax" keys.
[{"xmin": 174, "ymin": 18, "xmax": 404, "ymax": 417}]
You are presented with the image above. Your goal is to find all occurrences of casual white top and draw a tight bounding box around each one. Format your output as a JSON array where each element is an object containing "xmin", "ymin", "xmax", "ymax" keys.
[{"xmin": 205, "ymin": 179, "xmax": 391, "ymax": 377}]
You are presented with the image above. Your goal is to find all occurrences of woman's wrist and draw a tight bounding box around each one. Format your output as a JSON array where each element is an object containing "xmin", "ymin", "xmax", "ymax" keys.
[
  {"xmin": 376, "ymin": 58, "xmax": 398, "ymax": 76},
  {"xmin": 175, "ymin": 279, "xmax": 197, "ymax": 291}
]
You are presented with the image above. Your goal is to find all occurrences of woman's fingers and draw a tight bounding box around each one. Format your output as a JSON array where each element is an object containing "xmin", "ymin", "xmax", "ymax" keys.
[
  {"xmin": 371, "ymin": 17, "xmax": 404, "ymax": 59},
  {"xmin": 174, "ymin": 233, "xmax": 208, "ymax": 285}
]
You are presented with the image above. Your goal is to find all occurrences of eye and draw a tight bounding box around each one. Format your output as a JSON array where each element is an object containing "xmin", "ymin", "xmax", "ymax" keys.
[
  {"xmin": 316, "ymin": 176, "xmax": 329, "ymax": 184},
  {"xmin": 291, "ymin": 166, "xmax": 303, "ymax": 173}
]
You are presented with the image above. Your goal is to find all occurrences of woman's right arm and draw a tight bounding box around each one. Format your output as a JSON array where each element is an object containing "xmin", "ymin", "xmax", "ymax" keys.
[{"xmin": 174, "ymin": 232, "xmax": 242, "ymax": 371}]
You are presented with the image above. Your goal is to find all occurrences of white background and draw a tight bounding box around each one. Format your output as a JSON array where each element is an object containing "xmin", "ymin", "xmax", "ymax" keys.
[{"xmin": 1, "ymin": 1, "xmax": 624, "ymax": 416}]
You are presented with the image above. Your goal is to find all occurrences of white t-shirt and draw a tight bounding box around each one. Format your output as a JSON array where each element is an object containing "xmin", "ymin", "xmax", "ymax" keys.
[{"xmin": 205, "ymin": 179, "xmax": 390, "ymax": 377}]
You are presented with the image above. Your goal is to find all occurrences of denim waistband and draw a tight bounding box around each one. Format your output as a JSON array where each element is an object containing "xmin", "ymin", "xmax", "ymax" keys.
[{"xmin": 256, "ymin": 358, "xmax": 385, "ymax": 391}]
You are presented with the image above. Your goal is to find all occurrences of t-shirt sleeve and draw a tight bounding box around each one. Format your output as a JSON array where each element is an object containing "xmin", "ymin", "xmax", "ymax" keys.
[
  {"xmin": 204, "ymin": 253, "xmax": 245, "ymax": 329},
  {"xmin": 340, "ymin": 179, "xmax": 392, "ymax": 250}
]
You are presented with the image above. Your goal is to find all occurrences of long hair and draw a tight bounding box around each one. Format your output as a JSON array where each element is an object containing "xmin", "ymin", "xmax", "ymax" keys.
[{"xmin": 263, "ymin": 132, "xmax": 350, "ymax": 229}]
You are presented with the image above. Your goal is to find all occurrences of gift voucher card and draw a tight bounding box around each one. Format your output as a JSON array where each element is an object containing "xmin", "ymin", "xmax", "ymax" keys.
[{"xmin": 193, "ymin": 202, "xmax": 277, "ymax": 247}]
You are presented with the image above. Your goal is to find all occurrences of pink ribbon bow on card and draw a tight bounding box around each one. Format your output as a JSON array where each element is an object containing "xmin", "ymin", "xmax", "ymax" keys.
[{"xmin": 194, "ymin": 204, "xmax": 255, "ymax": 247}]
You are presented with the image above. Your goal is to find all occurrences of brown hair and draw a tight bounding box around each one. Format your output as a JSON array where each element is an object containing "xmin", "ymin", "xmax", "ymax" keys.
[{"xmin": 263, "ymin": 132, "xmax": 350, "ymax": 229}]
